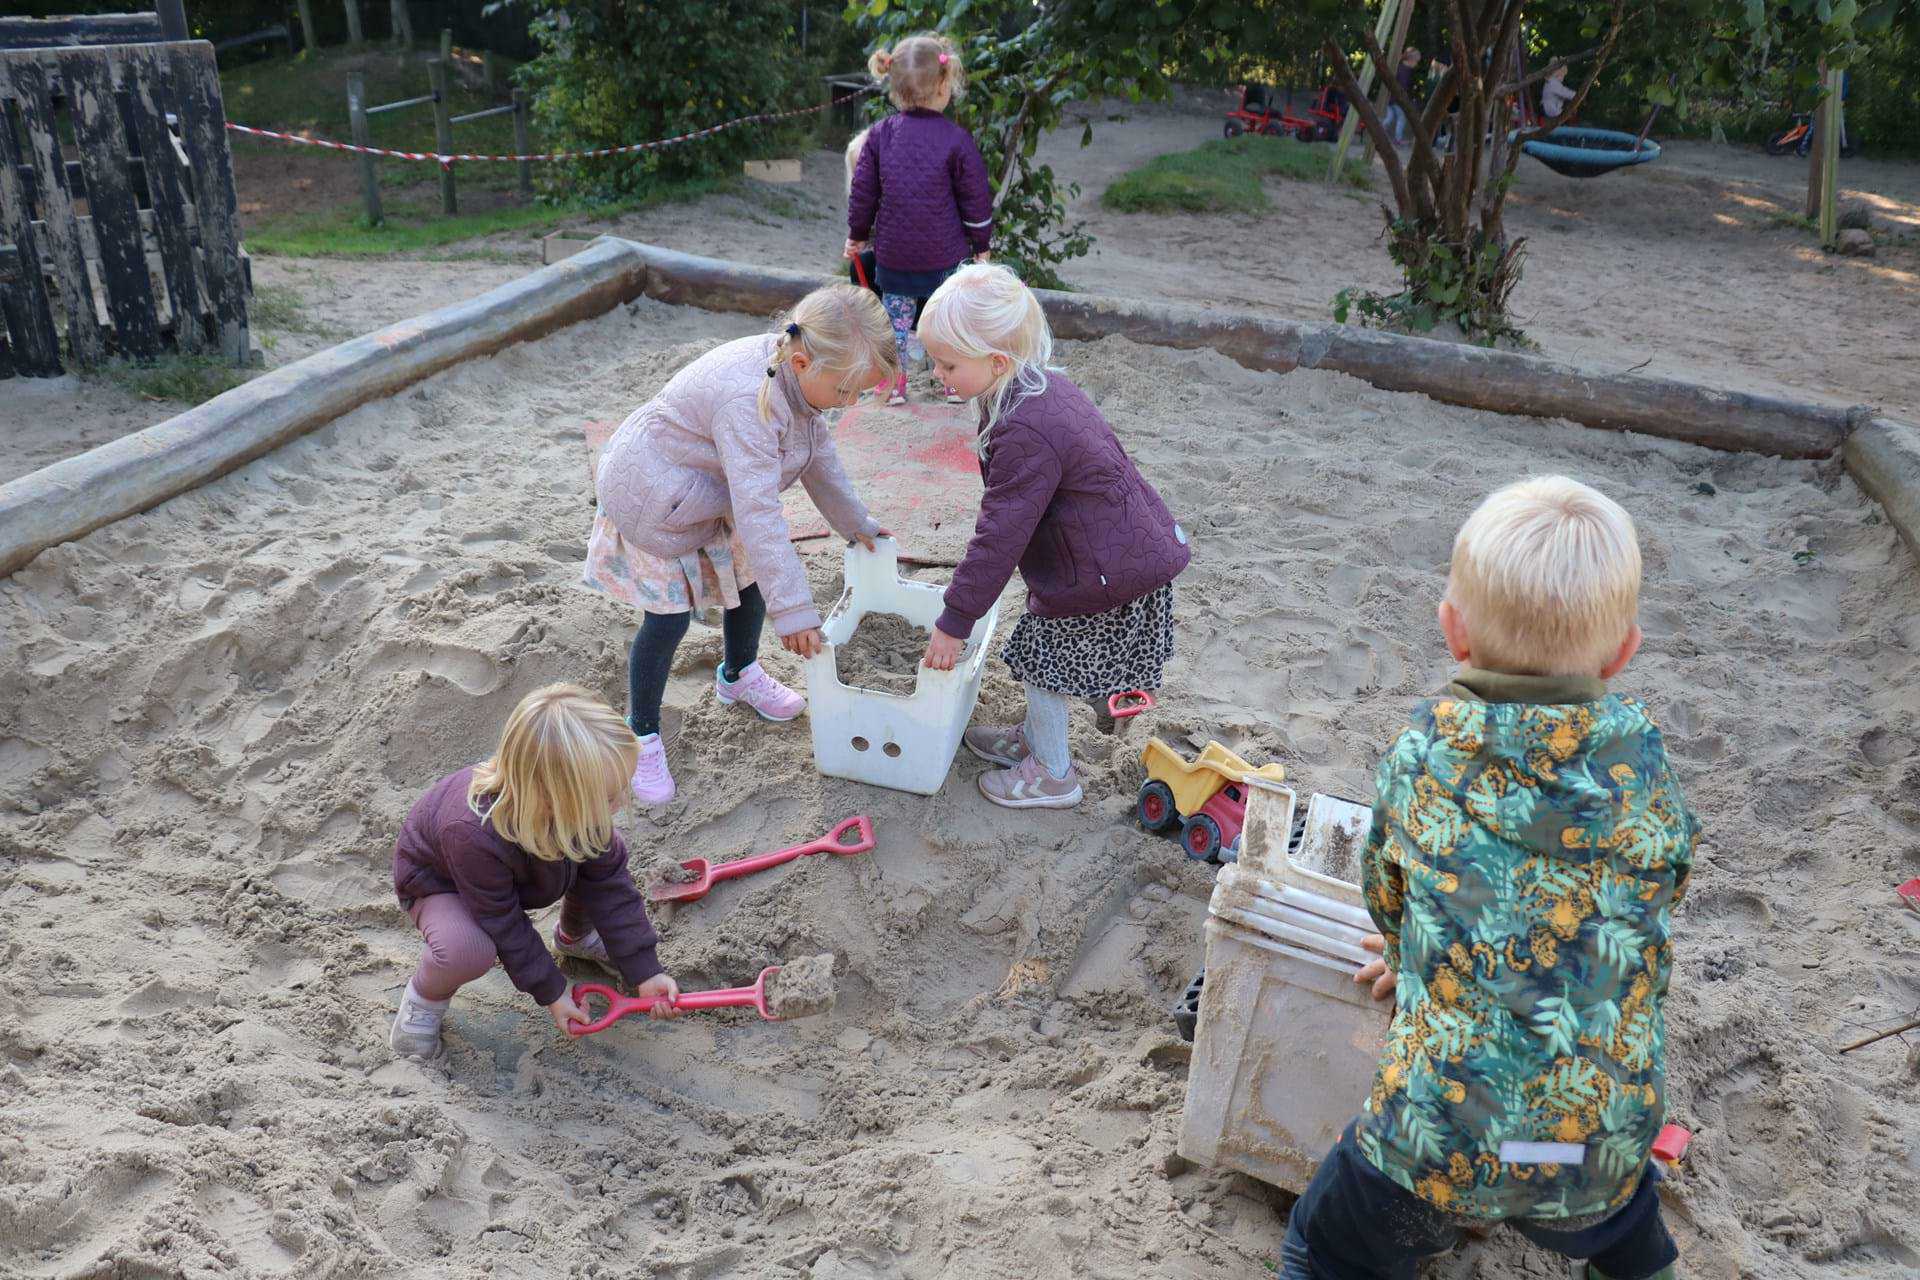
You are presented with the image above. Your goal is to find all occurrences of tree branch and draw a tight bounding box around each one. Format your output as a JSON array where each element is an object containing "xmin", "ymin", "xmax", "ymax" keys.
[
  {"xmin": 1511, "ymin": 0, "xmax": 1628, "ymax": 146},
  {"xmin": 1322, "ymin": 40, "xmax": 1414, "ymax": 223},
  {"xmin": 1495, "ymin": 43, "xmax": 1609, "ymax": 98},
  {"xmin": 1360, "ymin": 27, "xmax": 1443, "ymax": 222}
]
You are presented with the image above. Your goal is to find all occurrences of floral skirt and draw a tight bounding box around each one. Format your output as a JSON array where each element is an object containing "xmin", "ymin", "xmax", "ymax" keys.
[
  {"xmin": 1001, "ymin": 583, "xmax": 1176, "ymax": 699},
  {"xmin": 582, "ymin": 513, "xmax": 755, "ymax": 616}
]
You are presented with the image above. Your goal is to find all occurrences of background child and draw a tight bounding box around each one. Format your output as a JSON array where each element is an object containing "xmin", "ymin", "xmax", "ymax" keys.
[
  {"xmin": 1282, "ymin": 477, "xmax": 1699, "ymax": 1280},
  {"xmin": 1541, "ymin": 63, "xmax": 1577, "ymax": 120},
  {"xmin": 389, "ymin": 685, "xmax": 680, "ymax": 1058},
  {"xmin": 586, "ymin": 285, "xmax": 895, "ymax": 805},
  {"xmin": 845, "ymin": 32, "xmax": 993, "ymax": 407},
  {"xmin": 918, "ymin": 265, "xmax": 1189, "ymax": 809},
  {"xmin": 843, "ymin": 129, "xmax": 882, "ymax": 305}
]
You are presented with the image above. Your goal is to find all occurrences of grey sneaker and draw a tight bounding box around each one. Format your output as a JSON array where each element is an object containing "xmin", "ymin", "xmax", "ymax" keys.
[
  {"xmin": 553, "ymin": 925, "xmax": 612, "ymax": 967},
  {"xmin": 978, "ymin": 754, "xmax": 1082, "ymax": 809},
  {"xmin": 389, "ymin": 982, "xmax": 448, "ymax": 1058},
  {"xmin": 963, "ymin": 724, "xmax": 1030, "ymax": 767}
]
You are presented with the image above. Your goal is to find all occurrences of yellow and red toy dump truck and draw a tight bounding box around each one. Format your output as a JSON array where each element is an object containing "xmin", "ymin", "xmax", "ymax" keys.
[{"xmin": 1135, "ymin": 738, "xmax": 1287, "ymax": 863}]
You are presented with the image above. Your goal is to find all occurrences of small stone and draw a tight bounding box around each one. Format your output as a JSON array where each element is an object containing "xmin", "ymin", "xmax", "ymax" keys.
[
  {"xmin": 1835, "ymin": 228, "xmax": 1875, "ymax": 257},
  {"xmin": 1160, "ymin": 1151, "xmax": 1193, "ymax": 1179},
  {"xmin": 1837, "ymin": 201, "xmax": 1874, "ymax": 232}
]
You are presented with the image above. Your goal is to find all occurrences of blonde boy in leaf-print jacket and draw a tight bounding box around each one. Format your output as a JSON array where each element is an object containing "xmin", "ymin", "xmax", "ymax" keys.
[{"xmin": 1281, "ymin": 476, "xmax": 1698, "ymax": 1280}]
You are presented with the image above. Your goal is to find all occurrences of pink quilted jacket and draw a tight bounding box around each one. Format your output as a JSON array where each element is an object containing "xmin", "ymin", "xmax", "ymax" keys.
[{"xmin": 594, "ymin": 335, "xmax": 879, "ymax": 636}]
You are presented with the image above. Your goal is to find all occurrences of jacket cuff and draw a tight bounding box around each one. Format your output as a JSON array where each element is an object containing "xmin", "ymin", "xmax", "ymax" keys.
[
  {"xmin": 530, "ymin": 964, "xmax": 568, "ymax": 1008},
  {"xmin": 934, "ymin": 606, "xmax": 979, "ymax": 641},
  {"xmin": 967, "ymin": 227, "xmax": 992, "ymax": 252},
  {"xmin": 770, "ymin": 603, "xmax": 824, "ymax": 637},
  {"xmin": 617, "ymin": 944, "xmax": 667, "ymax": 988}
]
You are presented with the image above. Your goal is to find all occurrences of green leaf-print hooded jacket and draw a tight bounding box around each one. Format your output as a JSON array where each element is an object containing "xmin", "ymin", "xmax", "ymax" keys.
[{"xmin": 1356, "ymin": 668, "xmax": 1698, "ymax": 1221}]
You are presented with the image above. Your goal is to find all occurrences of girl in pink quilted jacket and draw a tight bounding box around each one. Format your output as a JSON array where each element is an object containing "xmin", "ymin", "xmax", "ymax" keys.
[
  {"xmin": 585, "ymin": 286, "xmax": 899, "ymax": 805},
  {"xmin": 845, "ymin": 33, "xmax": 993, "ymax": 407},
  {"xmin": 918, "ymin": 265, "xmax": 1189, "ymax": 810}
]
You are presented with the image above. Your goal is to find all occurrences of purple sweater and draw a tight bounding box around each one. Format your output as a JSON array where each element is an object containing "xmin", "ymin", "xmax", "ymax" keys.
[
  {"xmin": 936, "ymin": 373, "xmax": 1190, "ymax": 641},
  {"xmin": 847, "ymin": 109, "xmax": 993, "ymax": 273},
  {"xmin": 392, "ymin": 768, "xmax": 664, "ymax": 1006}
]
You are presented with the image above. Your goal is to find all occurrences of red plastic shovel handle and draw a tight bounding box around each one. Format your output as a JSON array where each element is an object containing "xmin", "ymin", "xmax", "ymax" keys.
[
  {"xmin": 1651, "ymin": 1123, "xmax": 1691, "ymax": 1164},
  {"xmin": 704, "ymin": 815, "xmax": 875, "ymax": 887},
  {"xmin": 567, "ymin": 967, "xmax": 782, "ymax": 1037},
  {"xmin": 1108, "ymin": 690, "xmax": 1156, "ymax": 720},
  {"xmin": 1898, "ymin": 877, "xmax": 1920, "ymax": 911}
]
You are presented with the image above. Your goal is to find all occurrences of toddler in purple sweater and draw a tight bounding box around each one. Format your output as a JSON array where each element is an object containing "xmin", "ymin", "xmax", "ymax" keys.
[
  {"xmin": 918, "ymin": 266, "xmax": 1190, "ymax": 809},
  {"xmin": 389, "ymin": 685, "xmax": 680, "ymax": 1057},
  {"xmin": 845, "ymin": 33, "xmax": 993, "ymax": 407}
]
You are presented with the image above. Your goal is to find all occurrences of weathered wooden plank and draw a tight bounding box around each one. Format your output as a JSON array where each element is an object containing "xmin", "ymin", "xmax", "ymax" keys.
[
  {"xmin": 2, "ymin": 54, "xmax": 102, "ymax": 365},
  {"xmin": 0, "ymin": 15, "xmax": 165, "ymax": 50},
  {"xmin": 119, "ymin": 45, "xmax": 205, "ymax": 352},
  {"xmin": 58, "ymin": 48, "xmax": 159, "ymax": 358},
  {"xmin": 0, "ymin": 63, "xmax": 63, "ymax": 375},
  {"xmin": 164, "ymin": 42, "xmax": 248, "ymax": 363}
]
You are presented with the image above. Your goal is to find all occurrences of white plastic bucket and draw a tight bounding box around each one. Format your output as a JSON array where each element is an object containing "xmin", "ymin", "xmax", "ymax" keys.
[{"xmin": 802, "ymin": 539, "xmax": 999, "ymax": 796}]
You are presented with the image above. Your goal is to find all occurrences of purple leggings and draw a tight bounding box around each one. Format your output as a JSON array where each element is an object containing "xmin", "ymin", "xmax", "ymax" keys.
[{"xmin": 407, "ymin": 892, "xmax": 591, "ymax": 1001}]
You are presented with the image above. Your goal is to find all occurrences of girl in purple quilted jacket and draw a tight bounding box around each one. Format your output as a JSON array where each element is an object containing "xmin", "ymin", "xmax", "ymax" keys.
[
  {"xmin": 918, "ymin": 266, "xmax": 1190, "ymax": 809},
  {"xmin": 845, "ymin": 33, "xmax": 993, "ymax": 408}
]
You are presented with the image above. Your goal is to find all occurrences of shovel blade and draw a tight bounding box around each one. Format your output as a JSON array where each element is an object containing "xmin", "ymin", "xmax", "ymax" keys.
[{"xmin": 645, "ymin": 857, "xmax": 714, "ymax": 903}]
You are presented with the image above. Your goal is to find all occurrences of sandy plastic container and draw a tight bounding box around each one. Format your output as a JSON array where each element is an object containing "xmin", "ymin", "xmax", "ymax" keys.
[
  {"xmin": 802, "ymin": 539, "xmax": 999, "ymax": 796},
  {"xmin": 1178, "ymin": 782, "xmax": 1390, "ymax": 1193}
]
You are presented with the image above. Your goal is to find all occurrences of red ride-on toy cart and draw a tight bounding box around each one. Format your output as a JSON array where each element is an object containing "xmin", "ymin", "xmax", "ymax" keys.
[
  {"xmin": 1136, "ymin": 738, "xmax": 1288, "ymax": 863},
  {"xmin": 1224, "ymin": 84, "xmax": 1325, "ymax": 143}
]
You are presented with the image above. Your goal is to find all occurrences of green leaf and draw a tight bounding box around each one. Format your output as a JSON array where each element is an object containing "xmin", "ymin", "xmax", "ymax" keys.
[
  {"xmin": 867, "ymin": 0, "xmax": 888, "ymax": 15},
  {"xmin": 1743, "ymin": 0, "xmax": 1767, "ymax": 29},
  {"xmin": 1859, "ymin": 1, "xmax": 1899, "ymax": 32},
  {"xmin": 1647, "ymin": 83, "xmax": 1676, "ymax": 107},
  {"xmin": 1831, "ymin": 0, "xmax": 1860, "ymax": 24}
]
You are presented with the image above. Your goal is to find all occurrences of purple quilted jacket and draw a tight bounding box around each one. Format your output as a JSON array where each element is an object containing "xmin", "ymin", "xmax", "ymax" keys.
[
  {"xmin": 847, "ymin": 109, "xmax": 993, "ymax": 273},
  {"xmin": 936, "ymin": 373, "xmax": 1190, "ymax": 641}
]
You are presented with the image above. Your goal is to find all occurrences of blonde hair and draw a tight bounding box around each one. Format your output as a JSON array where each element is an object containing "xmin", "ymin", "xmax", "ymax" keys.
[
  {"xmin": 844, "ymin": 127, "xmax": 868, "ymax": 196},
  {"xmin": 468, "ymin": 684, "xmax": 637, "ymax": 864},
  {"xmin": 920, "ymin": 263, "xmax": 1053, "ymax": 443},
  {"xmin": 1446, "ymin": 476, "xmax": 1642, "ymax": 677},
  {"xmin": 868, "ymin": 32, "xmax": 965, "ymax": 111},
  {"xmin": 758, "ymin": 284, "xmax": 899, "ymax": 422}
]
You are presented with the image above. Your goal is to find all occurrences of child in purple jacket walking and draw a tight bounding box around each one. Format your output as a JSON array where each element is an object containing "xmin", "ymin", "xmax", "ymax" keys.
[
  {"xmin": 845, "ymin": 33, "xmax": 993, "ymax": 407},
  {"xmin": 918, "ymin": 266, "xmax": 1190, "ymax": 809},
  {"xmin": 389, "ymin": 685, "xmax": 680, "ymax": 1058}
]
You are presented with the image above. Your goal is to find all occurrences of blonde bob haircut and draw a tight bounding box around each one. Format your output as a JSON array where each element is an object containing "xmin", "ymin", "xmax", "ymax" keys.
[
  {"xmin": 868, "ymin": 32, "xmax": 965, "ymax": 110},
  {"xmin": 468, "ymin": 684, "xmax": 637, "ymax": 864},
  {"xmin": 920, "ymin": 263, "xmax": 1054, "ymax": 446},
  {"xmin": 1446, "ymin": 476, "xmax": 1643, "ymax": 677},
  {"xmin": 759, "ymin": 283, "xmax": 899, "ymax": 423}
]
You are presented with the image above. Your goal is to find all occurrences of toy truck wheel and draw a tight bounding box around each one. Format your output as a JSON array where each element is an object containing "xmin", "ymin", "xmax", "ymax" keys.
[
  {"xmin": 1182, "ymin": 814, "xmax": 1223, "ymax": 862},
  {"xmin": 1223, "ymin": 120, "xmax": 1244, "ymax": 139},
  {"xmin": 1137, "ymin": 781, "xmax": 1179, "ymax": 834},
  {"xmin": 1260, "ymin": 120, "xmax": 1282, "ymax": 137}
]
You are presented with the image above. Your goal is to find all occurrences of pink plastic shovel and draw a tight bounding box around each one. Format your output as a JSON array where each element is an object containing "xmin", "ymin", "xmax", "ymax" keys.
[
  {"xmin": 567, "ymin": 967, "xmax": 782, "ymax": 1036},
  {"xmin": 1108, "ymin": 690, "xmax": 1156, "ymax": 720},
  {"xmin": 644, "ymin": 815, "xmax": 875, "ymax": 904}
]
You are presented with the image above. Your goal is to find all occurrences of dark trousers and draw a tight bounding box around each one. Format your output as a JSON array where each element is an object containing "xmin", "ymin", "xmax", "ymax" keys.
[
  {"xmin": 1279, "ymin": 1124, "xmax": 1677, "ymax": 1280},
  {"xmin": 625, "ymin": 585, "xmax": 767, "ymax": 737}
]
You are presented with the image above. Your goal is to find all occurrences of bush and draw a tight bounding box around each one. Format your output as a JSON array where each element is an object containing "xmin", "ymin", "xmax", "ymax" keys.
[{"xmin": 517, "ymin": 0, "xmax": 806, "ymax": 200}]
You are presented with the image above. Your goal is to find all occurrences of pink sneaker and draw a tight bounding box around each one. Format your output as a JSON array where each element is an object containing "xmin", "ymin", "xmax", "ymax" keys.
[
  {"xmin": 630, "ymin": 733, "xmax": 675, "ymax": 806},
  {"xmin": 943, "ymin": 385, "xmax": 966, "ymax": 404},
  {"xmin": 715, "ymin": 661, "xmax": 806, "ymax": 722},
  {"xmin": 978, "ymin": 753, "xmax": 1082, "ymax": 809},
  {"xmin": 886, "ymin": 374, "xmax": 908, "ymax": 407}
]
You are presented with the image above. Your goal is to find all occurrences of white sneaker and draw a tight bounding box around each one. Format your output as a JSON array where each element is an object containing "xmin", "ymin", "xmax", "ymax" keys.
[
  {"xmin": 631, "ymin": 733, "xmax": 675, "ymax": 805},
  {"xmin": 389, "ymin": 980, "xmax": 449, "ymax": 1058}
]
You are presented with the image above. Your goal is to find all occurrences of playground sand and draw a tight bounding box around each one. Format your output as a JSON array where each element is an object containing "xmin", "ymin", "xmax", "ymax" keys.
[
  {"xmin": 3, "ymin": 297, "xmax": 1918, "ymax": 1278},
  {"xmin": 835, "ymin": 610, "xmax": 933, "ymax": 696}
]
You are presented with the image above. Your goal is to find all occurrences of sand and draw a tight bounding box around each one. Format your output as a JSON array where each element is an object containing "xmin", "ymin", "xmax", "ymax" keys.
[
  {"xmin": 836, "ymin": 611, "xmax": 933, "ymax": 696},
  {"xmin": 3, "ymin": 296, "xmax": 1919, "ymax": 1278},
  {"xmin": 652, "ymin": 855, "xmax": 702, "ymax": 886},
  {"xmin": 765, "ymin": 954, "xmax": 839, "ymax": 1021}
]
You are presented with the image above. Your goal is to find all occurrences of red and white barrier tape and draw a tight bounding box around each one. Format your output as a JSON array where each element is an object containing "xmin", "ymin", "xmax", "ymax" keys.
[{"xmin": 225, "ymin": 87, "xmax": 873, "ymax": 169}]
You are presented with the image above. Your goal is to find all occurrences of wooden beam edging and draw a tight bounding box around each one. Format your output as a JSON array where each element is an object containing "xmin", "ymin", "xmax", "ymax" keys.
[
  {"xmin": 1843, "ymin": 418, "xmax": 1920, "ymax": 564},
  {"xmin": 618, "ymin": 240, "xmax": 1869, "ymax": 461},
  {"xmin": 0, "ymin": 236, "xmax": 652, "ymax": 578}
]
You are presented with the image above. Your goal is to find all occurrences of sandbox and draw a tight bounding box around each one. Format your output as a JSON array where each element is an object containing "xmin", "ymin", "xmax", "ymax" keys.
[{"xmin": 2, "ymin": 251, "xmax": 1919, "ymax": 1278}]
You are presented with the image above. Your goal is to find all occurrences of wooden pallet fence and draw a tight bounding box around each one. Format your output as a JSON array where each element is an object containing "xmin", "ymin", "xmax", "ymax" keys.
[{"xmin": 0, "ymin": 40, "xmax": 251, "ymax": 379}]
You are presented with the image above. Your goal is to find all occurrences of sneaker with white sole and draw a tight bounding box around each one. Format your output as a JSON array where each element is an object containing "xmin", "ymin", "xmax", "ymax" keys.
[
  {"xmin": 715, "ymin": 661, "xmax": 806, "ymax": 722},
  {"xmin": 553, "ymin": 924, "xmax": 612, "ymax": 965},
  {"xmin": 978, "ymin": 753, "xmax": 1082, "ymax": 809},
  {"xmin": 631, "ymin": 733, "xmax": 675, "ymax": 806},
  {"xmin": 963, "ymin": 724, "xmax": 1030, "ymax": 767},
  {"xmin": 943, "ymin": 386, "xmax": 966, "ymax": 405},
  {"xmin": 389, "ymin": 980, "xmax": 449, "ymax": 1058}
]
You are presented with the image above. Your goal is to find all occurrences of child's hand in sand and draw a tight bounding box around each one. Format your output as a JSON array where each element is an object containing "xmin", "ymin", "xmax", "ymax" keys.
[
  {"xmin": 546, "ymin": 992, "xmax": 591, "ymax": 1036},
  {"xmin": 782, "ymin": 627, "xmax": 827, "ymax": 659},
  {"xmin": 922, "ymin": 626, "xmax": 964, "ymax": 670},
  {"xmin": 843, "ymin": 238, "xmax": 869, "ymax": 259},
  {"xmin": 1355, "ymin": 933, "xmax": 1396, "ymax": 1002},
  {"xmin": 636, "ymin": 973, "xmax": 681, "ymax": 1020}
]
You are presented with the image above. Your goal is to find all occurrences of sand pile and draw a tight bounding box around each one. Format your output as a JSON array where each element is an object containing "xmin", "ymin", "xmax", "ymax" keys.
[
  {"xmin": 765, "ymin": 954, "xmax": 839, "ymax": 1020},
  {"xmin": 835, "ymin": 611, "xmax": 933, "ymax": 695},
  {"xmin": 1, "ymin": 297, "xmax": 1917, "ymax": 1278}
]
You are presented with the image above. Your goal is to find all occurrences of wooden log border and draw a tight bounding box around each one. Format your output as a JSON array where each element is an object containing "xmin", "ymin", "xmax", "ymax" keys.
[
  {"xmin": 0, "ymin": 237, "xmax": 653, "ymax": 577},
  {"xmin": 4, "ymin": 237, "xmax": 1917, "ymax": 581}
]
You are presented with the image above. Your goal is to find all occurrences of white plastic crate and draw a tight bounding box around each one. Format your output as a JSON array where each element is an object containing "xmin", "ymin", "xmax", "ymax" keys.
[{"xmin": 802, "ymin": 539, "xmax": 999, "ymax": 796}]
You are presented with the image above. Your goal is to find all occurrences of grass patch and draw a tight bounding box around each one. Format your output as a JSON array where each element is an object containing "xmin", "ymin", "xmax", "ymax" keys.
[
  {"xmin": 1102, "ymin": 134, "xmax": 1369, "ymax": 215},
  {"xmin": 249, "ymin": 282, "xmax": 328, "ymax": 332},
  {"xmin": 1760, "ymin": 210, "xmax": 1819, "ymax": 233},
  {"xmin": 91, "ymin": 354, "xmax": 254, "ymax": 405}
]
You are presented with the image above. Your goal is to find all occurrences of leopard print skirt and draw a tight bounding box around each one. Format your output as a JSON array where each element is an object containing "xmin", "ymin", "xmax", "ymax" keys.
[{"xmin": 1001, "ymin": 584, "xmax": 1176, "ymax": 699}]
